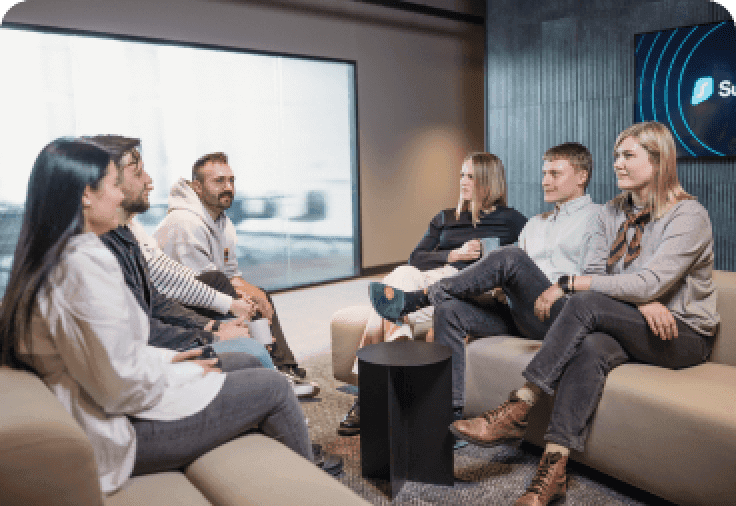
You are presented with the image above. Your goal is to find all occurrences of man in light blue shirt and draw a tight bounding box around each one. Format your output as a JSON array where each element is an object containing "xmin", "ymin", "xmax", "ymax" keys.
[{"xmin": 370, "ymin": 142, "xmax": 600, "ymax": 413}]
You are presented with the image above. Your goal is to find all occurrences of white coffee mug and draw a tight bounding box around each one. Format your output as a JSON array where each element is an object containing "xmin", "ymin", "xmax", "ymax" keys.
[
  {"xmin": 247, "ymin": 318, "xmax": 273, "ymax": 346},
  {"xmin": 480, "ymin": 237, "xmax": 500, "ymax": 258}
]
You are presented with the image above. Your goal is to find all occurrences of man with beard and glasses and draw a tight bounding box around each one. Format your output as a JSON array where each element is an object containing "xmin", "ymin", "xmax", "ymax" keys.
[
  {"xmin": 87, "ymin": 136, "xmax": 320, "ymax": 401},
  {"xmin": 155, "ymin": 152, "xmax": 305, "ymax": 380}
]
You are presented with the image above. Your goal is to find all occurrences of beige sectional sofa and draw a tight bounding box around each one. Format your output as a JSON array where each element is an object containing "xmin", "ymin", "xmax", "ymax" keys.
[
  {"xmin": 0, "ymin": 365, "xmax": 370, "ymax": 506},
  {"xmin": 330, "ymin": 270, "xmax": 736, "ymax": 505}
]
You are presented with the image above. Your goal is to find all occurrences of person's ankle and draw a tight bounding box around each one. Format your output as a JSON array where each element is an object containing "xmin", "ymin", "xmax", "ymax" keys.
[
  {"xmin": 545, "ymin": 442, "xmax": 570, "ymax": 457},
  {"xmin": 404, "ymin": 289, "xmax": 430, "ymax": 313},
  {"xmin": 515, "ymin": 387, "xmax": 535, "ymax": 405},
  {"xmin": 515, "ymin": 382, "xmax": 541, "ymax": 405}
]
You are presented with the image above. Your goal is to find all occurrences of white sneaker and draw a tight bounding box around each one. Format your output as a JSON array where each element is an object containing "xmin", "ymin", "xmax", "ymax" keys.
[
  {"xmin": 283, "ymin": 373, "xmax": 320, "ymax": 399},
  {"xmin": 386, "ymin": 323, "xmax": 413, "ymax": 342}
]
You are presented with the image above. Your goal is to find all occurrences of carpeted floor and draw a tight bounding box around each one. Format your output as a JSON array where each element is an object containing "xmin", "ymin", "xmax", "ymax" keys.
[{"xmin": 298, "ymin": 353, "xmax": 672, "ymax": 506}]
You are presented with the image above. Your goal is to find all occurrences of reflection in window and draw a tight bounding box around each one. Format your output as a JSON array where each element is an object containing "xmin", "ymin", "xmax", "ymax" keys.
[{"xmin": 0, "ymin": 26, "xmax": 358, "ymax": 295}]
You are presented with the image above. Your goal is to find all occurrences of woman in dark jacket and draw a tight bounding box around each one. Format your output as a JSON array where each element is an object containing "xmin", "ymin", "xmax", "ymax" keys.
[{"xmin": 338, "ymin": 152, "xmax": 526, "ymax": 435}]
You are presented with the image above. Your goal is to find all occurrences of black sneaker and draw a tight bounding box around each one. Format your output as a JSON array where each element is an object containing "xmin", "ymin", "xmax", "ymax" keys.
[
  {"xmin": 337, "ymin": 400, "xmax": 360, "ymax": 436},
  {"xmin": 313, "ymin": 443, "xmax": 345, "ymax": 477}
]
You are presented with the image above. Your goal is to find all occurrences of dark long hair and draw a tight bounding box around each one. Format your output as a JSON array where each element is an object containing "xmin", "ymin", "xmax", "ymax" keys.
[{"xmin": 0, "ymin": 138, "xmax": 113, "ymax": 367}]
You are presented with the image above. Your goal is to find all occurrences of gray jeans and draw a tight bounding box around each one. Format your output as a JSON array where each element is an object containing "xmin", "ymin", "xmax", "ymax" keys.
[
  {"xmin": 523, "ymin": 291, "xmax": 711, "ymax": 452},
  {"xmin": 429, "ymin": 246, "xmax": 566, "ymax": 407},
  {"xmin": 130, "ymin": 352, "xmax": 313, "ymax": 476}
]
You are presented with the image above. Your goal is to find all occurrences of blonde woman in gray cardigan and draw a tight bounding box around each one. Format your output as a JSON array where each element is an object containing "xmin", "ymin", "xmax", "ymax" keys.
[{"xmin": 451, "ymin": 122, "xmax": 719, "ymax": 506}]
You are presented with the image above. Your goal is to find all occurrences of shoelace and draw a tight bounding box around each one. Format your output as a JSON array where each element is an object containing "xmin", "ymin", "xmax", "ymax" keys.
[
  {"xmin": 482, "ymin": 395, "xmax": 525, "ymax": 423},
  {"xmin": 482, "ymin": 400, "xmax": 513, "ymax": 422},
  {"xmin": 527, "ymin": 453, "xmax": 562, "ymax": 495}
]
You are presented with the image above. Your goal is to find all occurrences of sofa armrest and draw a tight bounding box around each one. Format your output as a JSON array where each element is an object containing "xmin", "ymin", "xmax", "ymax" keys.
[
  {"xmin": 331, "ymin": 306, "xmax": 372, "ymax": 385},
  {"xmin": 331, "ymin": 306, "xmax": 433, "ymax": 385},
  {"xmin": 0, "ymin": 366, "xmax": 103, "ymax": 506}
]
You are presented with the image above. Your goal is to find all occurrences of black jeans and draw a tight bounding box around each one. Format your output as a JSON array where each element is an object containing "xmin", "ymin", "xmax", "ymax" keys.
[
  {"xmin": 523, "ymin": 291, "xmax": 712, "ymax": 451},
  {"xmin": 428, "ymin": 246, "xmax": 566, "ymax": 407}
]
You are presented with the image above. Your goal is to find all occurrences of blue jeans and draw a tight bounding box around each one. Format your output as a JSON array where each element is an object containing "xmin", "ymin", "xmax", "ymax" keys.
[
  {"xmin": 523, "ymin": 291, "xmax": 712, "ymax": 451},
  {"xmin": 131, "ymin": 352, "xmax": 312, "ymax": 475},
  {"xmin": 429, "ymin": 246, "xmax": 567, "ymax": 407},
  {"xmin": 211, "ymin": 337, "xmax": 275, "ymax": 369}
]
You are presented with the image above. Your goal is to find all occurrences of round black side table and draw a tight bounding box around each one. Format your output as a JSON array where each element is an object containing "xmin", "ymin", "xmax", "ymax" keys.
[{"xmin": 356, "ymin": 340, "xmax": 453, "ymax": 497}]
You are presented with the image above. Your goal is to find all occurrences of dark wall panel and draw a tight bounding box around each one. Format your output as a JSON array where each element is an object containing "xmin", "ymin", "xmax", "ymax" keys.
[{"xmin": 486, "ymin": 0, "xmax": 736, "ymax": 270}]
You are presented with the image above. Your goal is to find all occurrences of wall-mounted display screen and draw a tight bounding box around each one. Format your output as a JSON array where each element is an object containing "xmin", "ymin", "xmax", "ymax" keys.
[
  {"xmin": 635, "ymin": 21, "xmax": 736, "ymax": 157},
  {"xmin": 0, "ymin": 24, "xmax": 359, "ymax": 294}
]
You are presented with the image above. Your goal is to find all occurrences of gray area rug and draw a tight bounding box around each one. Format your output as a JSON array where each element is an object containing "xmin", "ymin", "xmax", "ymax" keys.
[{"xmin": 299, "ymin": 353, "xmax": 671, "ymax": 505}]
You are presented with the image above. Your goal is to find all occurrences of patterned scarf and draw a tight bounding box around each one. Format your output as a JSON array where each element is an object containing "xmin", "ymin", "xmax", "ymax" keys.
[{"xmin": 606, "ymin": 200, "xmax": 651, "ymax": 273}]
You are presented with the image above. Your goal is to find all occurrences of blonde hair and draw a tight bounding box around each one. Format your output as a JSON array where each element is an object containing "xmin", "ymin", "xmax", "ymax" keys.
[
  {"xmin": 612, "ymin": 122, "xmax": 693, "ymax": 219},
  {"xmin": 456, "ymin": 152, "xmax": 508, "ymax": 225}
]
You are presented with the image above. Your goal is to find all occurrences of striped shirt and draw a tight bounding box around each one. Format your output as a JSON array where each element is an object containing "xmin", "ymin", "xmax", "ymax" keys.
[{"xmin": 128, "ymin": 219, "xmax": 233, "ymax": 315}]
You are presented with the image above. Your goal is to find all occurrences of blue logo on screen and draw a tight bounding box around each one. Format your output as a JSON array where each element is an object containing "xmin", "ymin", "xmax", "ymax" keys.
[{"xmin": 691, "ymin": 77, "xmax": 714, "ymax": 105}]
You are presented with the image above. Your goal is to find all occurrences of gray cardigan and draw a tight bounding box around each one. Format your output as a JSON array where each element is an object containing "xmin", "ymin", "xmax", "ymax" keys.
[{"xmin": 584, "ymin": 198, "xmax": 719, "ymax": 337}]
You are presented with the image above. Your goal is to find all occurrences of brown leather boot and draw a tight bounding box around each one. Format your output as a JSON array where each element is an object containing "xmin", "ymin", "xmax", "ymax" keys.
[
  {"xmin": 449, "ymin": 392, "xmax": 531, "ymax": 448},
  {"xmin": 514, "ymin": 451, "xmax": 568, "ymax": 506}
]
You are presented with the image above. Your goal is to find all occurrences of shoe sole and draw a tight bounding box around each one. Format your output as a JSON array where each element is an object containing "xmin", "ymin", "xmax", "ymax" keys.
[
  {"xmin": 449, "ymin": 424, "xmax": 522, "ymax": 448},
  {"xmin": 337, "ymin": 427, "xmax": 360, "ymax": 436},
  {"xmin": 295, "ymin": 384, "xmax": 320, "ymax": 399}
]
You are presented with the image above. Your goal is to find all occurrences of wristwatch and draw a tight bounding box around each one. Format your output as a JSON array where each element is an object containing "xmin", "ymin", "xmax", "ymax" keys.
[
  {"xmin": 211, "ymin": 320, "xmax": 221, "ymax": 332},
  {"xmin": 557, "ymin": 275, "xmax": 574, "ymax": 294}
]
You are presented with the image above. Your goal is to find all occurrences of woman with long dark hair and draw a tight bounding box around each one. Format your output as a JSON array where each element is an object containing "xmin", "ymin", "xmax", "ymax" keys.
[
  {"xmin": 450, "ymin": 122, "xmax": 719, "ymax": 505},
  {"xmin": 0, "ymin": 138, "xmax": 312, "ymax": 494}
]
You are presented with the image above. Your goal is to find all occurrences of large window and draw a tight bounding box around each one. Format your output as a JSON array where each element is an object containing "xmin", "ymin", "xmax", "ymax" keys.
[{"xmin": 0, "ymin": 24, "xmax": 359, "ymax": 294}]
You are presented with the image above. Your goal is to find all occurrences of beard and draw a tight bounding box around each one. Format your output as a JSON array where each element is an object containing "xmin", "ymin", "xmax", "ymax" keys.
[
  {"xmin": 218, "ymin": 191, "xmax": 234, "ymax": 210},
  {"xmin": 122, "ymin": 195, "xmax": 150, "ymax": 214}
]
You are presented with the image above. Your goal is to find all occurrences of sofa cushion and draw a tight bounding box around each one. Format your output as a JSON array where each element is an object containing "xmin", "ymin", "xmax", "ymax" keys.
[
  {"xmin": 105, "ymin": 472, "xmax": 210, "ymax": 506},
  {"xmin": 185, "ymin": 433, "xmax": 370, "ymax": 506},
  {"xmin": 464, "ymin": 336, "xmax": 736, "ymax": 505},
  {"xmin": 0, "ymin": 366, "xmax": 103, "ymax": 506},
  {"xmin": 712, "ymin": 270, "xmax": 736, "ymax": 366}
]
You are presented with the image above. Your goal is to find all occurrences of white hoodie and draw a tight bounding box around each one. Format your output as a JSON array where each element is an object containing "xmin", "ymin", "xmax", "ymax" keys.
[{"xmin": 154, "ymin": 178, "xmax": 242, "ymax": 278}]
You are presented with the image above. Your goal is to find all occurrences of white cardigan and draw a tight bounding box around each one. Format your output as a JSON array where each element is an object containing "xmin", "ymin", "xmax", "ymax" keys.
[{"xmin": 20, "ymin": 233, "xmax": 225, "ymax": 494}]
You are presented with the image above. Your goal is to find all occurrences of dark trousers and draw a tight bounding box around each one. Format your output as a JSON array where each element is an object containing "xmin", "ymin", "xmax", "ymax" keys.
[
  {"xmin": 190, "ymin": 271, "xmax": 298, "ymax": 369},
  {"xmin": 522, "ymin": 291, "xmax": 712, "ymax": 451},
  {"xmin": 130, "ymin": 352, "xmax": 312, "ymax": 476},
  {"xmin": 428, "ymin": 246, "xmax": 566, "ymax": 407}
]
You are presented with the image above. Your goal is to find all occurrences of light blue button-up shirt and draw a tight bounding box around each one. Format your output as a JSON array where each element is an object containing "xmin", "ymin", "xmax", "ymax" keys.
[{"xmin": 517, "ymin": 194, "xmax": 600, "ymax": 282}]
